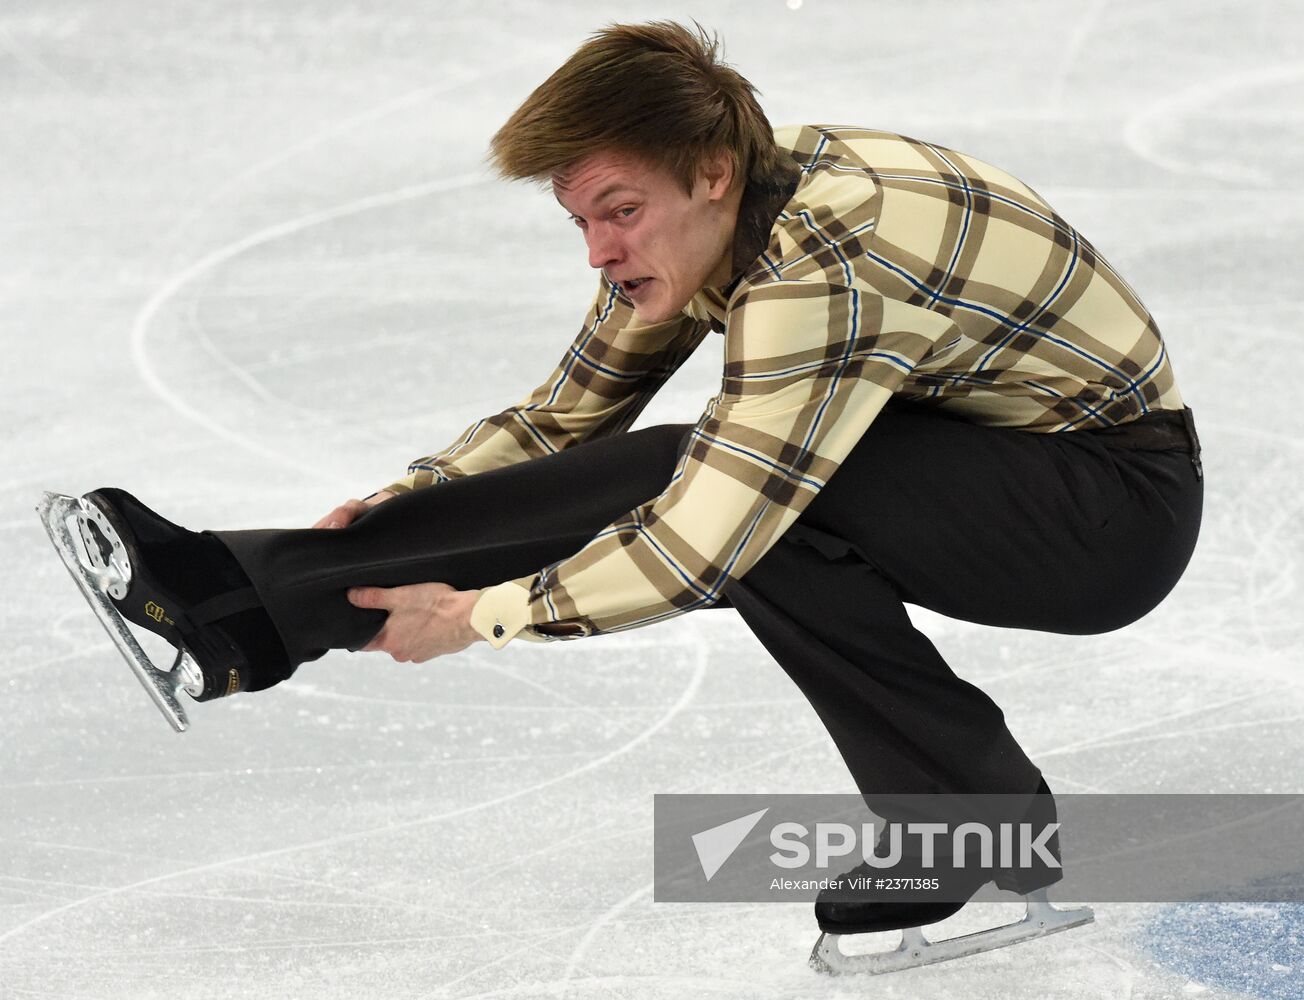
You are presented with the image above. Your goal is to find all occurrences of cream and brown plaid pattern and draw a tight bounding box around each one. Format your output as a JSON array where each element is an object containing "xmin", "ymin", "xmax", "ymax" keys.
[{"xmin": 383, "ymin": 126, "xmax": 1185, "ymax": 647}]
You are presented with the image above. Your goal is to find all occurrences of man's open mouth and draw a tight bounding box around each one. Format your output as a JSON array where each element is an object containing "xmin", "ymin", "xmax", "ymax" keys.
[{"xmin": 622, "ymin": 277, "xmax": 653, "ymax": 296}]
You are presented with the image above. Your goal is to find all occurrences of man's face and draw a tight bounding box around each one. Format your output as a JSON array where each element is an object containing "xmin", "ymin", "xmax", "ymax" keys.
[{"xmin": 552, "ymin": 149, "xmax": 739, "ymax": 324}]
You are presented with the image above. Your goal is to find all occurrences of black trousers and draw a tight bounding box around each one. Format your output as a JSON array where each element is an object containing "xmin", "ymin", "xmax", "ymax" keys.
[{"xmin": 216, "ymin": 403, "xmax": 1202, "ymax": 804}]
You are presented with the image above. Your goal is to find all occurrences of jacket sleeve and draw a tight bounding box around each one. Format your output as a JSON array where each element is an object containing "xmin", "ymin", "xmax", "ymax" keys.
[
  {"xmin": 380, "ymin": 274, "xmax": 710, "ymax": 495},
  {"xmin": 469, "ymin": 280, "xmax": 963, "ymax": 647}
]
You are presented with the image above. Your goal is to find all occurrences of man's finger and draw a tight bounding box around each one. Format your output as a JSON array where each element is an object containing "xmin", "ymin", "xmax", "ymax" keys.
[
  {"xmin": 348, "ymin": 586, "xmax": 391, "ymax": 610},
  {"xmin": 361, "ymin": 625, "xmax": 387, "ymax": 652},
  {"xmin": 313, "ymin": 498, "xmax": 370, "ymax": 530},
  {"xmin": 362, "ymin": 630, "xmax": 410, "ymax": 662},
  {"xmin": 313, "ymin": 506, "xmax": 349, "ymax": 529}
]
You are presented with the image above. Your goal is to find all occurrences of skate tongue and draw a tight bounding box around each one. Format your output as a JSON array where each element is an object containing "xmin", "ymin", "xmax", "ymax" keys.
[{"xmin": 174, "ymin": 587, "xmax": 263, "ymax": 629}]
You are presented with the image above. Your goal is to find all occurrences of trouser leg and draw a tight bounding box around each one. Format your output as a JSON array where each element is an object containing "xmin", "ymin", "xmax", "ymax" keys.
[
  {"xmin": 214, "ymin": 423, "xmax": 695, "ymax": 669},
  {"xmin": 727, "ymin": 536, "xmax": 1042, "ymax": 803},
  {"xmin": 726, "ymin": 403, "xmax": 1203, "ymax": 807}
]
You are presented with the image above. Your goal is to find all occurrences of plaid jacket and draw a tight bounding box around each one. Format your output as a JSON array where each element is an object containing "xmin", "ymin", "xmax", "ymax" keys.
[{"xmin": 382, "ymin": 126, "xmax": 1185, "ymax": 647}]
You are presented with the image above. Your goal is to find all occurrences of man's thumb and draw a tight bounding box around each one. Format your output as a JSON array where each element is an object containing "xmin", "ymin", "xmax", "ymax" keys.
[{"xmin": 347, "ymin": 586, "xmax": 383, "ymax": 608}]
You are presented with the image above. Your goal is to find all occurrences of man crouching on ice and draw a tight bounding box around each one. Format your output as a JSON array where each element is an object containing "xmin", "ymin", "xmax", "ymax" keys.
[{"xmin": 43, "ymin": 20, "xmax": 1202, "ymax": 973}]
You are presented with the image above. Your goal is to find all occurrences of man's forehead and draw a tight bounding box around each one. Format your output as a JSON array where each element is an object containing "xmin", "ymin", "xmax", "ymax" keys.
[{"xmin": 552, "ymin": 150, "xmax": 656, "ymax": 199}]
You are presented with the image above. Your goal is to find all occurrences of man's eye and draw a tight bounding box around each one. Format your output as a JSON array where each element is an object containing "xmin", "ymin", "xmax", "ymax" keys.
[
  {"xmin": 616, "ymin": 206, "xmax": 637, "ymax": 219},
  {"xmin": 568, "ymin": 215, "xmax": 586, "ymax": 229}
]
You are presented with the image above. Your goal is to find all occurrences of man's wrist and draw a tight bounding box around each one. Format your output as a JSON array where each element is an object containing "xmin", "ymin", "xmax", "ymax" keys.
[{"xmin": 460, "ymin": 589, "xmax": 486, "ymax": 644}]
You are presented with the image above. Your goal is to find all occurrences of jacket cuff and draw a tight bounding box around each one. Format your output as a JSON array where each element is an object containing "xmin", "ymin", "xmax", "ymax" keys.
[
  {"xmin": 380, "ymin": 467, "xmax": 456, "ymax": 497},
  {"xmin": 471, "ymin": 580, "xmax": 543, "ymax": 649},
  {"xmin": 377, "ymin": 474, "xmax": 418, "ymax": 497}
]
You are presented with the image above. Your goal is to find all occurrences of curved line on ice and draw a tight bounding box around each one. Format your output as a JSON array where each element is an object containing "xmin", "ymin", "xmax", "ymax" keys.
[
  {"xmin": 128, "ymin": 171, "xmax": 488, "ymax": 489},
  {"xmin": 155, "ymin": 78, "xmax": 482, "ymax": 247},
  {"xmin": 0, "ymin": 624, "xmax": 708, "ymax": 949},
  {"xmin": 555, "ymin": 881, "xmax": 653, "ymax": 994},
  {"xmin": 548, "ymin": 635, "xmax": 707, "ymax": 993},
  {"xmin": 1043, "ymin": 0, "xmax": 1110, "ymax": 117},
  {"xmin": 1122, "ymin": 63, "xmax": 1304, "ymax": 184}
]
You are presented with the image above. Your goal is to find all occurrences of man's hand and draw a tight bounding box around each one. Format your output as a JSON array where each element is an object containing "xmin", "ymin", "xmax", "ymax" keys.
[
  {"xmin": 313, "ymin": 491, "xmax": 395, "ymax": 529},
  {"xmin": 348, "ymin": 583, "xmax": 484, "ymax": 662}
]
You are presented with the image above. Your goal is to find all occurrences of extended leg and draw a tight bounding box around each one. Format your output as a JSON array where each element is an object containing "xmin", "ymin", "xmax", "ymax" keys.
[{"xmin": 214, "ymin": 423, "xmax": 697, "ymax": 669}]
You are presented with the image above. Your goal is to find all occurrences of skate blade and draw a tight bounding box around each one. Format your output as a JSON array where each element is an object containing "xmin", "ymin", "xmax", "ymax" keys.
[
  {"xmin": 809, "ymin": 890, "xmax": 1094, "ymax": 975},
  {"xmin": 38, "ymin": 492, "xmax": 191, "ymax": 733}
]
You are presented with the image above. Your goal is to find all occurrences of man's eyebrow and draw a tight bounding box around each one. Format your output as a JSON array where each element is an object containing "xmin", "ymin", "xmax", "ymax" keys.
[
  {"xmin": 593, "ymin": 183, "xmax": 641, "ymax": 202},
  {"xmin": 555, "ymin": 184, "xmax": 643, "ymax": 215}
]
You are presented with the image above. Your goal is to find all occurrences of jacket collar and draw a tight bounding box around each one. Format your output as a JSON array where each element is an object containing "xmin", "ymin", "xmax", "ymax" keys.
[{"xmin": 723, "ymin": 159, "xmax": 802, "ymax": 295}]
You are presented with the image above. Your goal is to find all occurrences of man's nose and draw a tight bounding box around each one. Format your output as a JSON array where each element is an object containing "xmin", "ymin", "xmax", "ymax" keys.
[{"xmin": 586, "ymin": 225, "xmax": 623, "ymax": 270}]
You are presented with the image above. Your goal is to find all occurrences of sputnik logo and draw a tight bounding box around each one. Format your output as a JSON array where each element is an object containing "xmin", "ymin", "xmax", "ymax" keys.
[{"xmin": 692, "ymin": 808, "xmax": 769, "ymax": 881}]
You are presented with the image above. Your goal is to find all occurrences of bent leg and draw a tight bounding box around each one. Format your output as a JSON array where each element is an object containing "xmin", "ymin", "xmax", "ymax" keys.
[{"xmin": 726, "ymin": 403, "xmax": 1202, "ymax": 804}]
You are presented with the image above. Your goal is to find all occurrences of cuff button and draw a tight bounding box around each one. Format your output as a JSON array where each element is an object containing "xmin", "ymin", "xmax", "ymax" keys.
[{"xmin": 492, "ymin": 622, "xmax": 505, "ymax": 639}]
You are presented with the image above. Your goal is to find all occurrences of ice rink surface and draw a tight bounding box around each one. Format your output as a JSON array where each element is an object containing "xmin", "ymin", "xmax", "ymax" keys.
[{"xmin": 2, "ymin": 1, "xmax": 1302, "ymax": 997}]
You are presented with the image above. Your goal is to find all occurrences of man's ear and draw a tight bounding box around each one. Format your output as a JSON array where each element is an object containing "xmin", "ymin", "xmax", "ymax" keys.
[{"xmin": 701, "ymin": 149, "xmax": 736, "ymax": 201}]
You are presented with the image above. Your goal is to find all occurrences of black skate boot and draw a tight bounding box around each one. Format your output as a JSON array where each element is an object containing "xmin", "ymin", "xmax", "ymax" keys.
[
  {"xmin": 809, "ymin": 778, "xmax": 1090, "ymax": 975},
  {"xmin": 78, "ymin": 488, "xmax": 291, "ymax": 703},
  {"xmin": 815, "ymin": 778, "xmax": 1063, "ymax": 935}
]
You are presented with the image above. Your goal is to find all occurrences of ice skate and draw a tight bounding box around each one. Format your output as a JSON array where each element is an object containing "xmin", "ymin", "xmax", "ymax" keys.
[
  {"xmin": 808, "ymin": 886, "xmax": 1094, "ymax": 975},
  {"xmin": 38, "ymin": 490, "xmax": 287, "ymax": 732},
  {"xmin": 809, "ymin": 779, "xmax": 1091, "ymax": 974}
]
